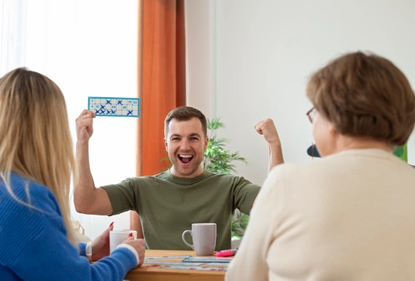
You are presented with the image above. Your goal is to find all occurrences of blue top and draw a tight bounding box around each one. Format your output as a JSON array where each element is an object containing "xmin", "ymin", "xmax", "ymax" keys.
[{"xmin": 0, "ymin": 173, "xmax": 137, "ymax": 281}]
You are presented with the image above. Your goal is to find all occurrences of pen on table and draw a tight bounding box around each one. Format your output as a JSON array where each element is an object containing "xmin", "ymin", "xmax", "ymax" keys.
[{"xmin": 216, "ymin": 248, "xmax": 238, "ymax": 257}]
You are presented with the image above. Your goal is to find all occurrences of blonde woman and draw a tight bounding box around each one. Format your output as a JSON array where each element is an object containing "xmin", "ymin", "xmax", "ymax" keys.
[
  {"xmin": 226, "ymin": 52, "xmax": 415, "ymax": 280},
  {"xmin": 0, "ymin": 68, "xmax": 145, "ymax": 280}
]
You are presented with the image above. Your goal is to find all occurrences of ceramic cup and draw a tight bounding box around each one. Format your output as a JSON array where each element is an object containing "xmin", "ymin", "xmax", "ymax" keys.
[
  {"xmin": 109, "ymin": 229, "xmax": 137, "ymax": 253},
  {"xmin": 181, "ymin": 223, "xmax": 217, "ymax": 256}
]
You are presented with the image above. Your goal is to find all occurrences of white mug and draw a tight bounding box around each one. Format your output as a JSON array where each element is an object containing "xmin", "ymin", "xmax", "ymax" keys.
[
  {"xmin": 109, "ymin": 229, "xmax": 137, "ymax": 253},
  {"xmin": 181, "ymin": 223, "xmax": 217, "ymax": 256}
]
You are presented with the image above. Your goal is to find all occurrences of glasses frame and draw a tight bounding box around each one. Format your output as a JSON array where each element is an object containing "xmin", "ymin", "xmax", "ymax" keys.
[{"xmin": 306, "ymin": 107, "xmax": 315, "ymax": 123}]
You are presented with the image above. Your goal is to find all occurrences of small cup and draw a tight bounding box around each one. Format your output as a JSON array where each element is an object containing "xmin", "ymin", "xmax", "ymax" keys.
[
  {"xmin": 109, "ymin": 229, "xmax": 137, "ymax": 253},
  {"xmin": 182, "ymin": 223, "xmax": 217, "ymax": 256}
]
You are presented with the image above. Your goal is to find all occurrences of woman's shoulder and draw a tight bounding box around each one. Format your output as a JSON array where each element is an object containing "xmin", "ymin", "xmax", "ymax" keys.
[
  {"xmin": 1, "ymin": 173, "xmax": 61, "ymax": 214},
  {"xmin": 11, "ymin": 172, "xmax": 55, "ymax": 195}
]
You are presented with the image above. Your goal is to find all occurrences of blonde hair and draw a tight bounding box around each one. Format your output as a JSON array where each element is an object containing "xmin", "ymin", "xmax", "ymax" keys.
[
  {"xmin": 0, "ymin": 68, "xmax": 76, "ymax": 243},
  {"xmin": 307, "ymin": 51, "xmax": 415, "ymax": 146}
]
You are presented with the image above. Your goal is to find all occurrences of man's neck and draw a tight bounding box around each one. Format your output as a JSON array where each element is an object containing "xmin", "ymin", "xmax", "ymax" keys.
[{"xmin": 169, "ymin": 167, "xmax": 205, "ymax": 178}]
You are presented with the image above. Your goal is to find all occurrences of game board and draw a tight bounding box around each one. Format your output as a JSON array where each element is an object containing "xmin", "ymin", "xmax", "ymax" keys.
[{"xmin": 142, "ymin": 255, "xmax": 229, "ymax": 272}]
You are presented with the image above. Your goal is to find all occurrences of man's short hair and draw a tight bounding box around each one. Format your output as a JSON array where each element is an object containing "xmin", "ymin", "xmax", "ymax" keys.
[
  {"xmin": 306, "ymin": 51, "xmax": 415, "ymax": 146},
  {"xmin": 164, "ymin": 106, "xmax": 208, "ymax": 137}
]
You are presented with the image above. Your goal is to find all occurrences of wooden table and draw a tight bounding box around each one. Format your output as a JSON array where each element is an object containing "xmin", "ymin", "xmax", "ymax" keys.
[{"xmin": 125, "ymin": 250, "xmax": 228, "ymax": 281}]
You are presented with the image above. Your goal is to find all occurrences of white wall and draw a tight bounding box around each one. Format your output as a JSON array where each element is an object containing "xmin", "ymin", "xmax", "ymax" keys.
[
  {"xmin": 186, "ymin": 0, "xmax": 415, "ymax": 186},
  {"xmin": 1, "ymin": 0, "xmax": 138, "ymax": 240},
  {"xmin": 3, "ymin": 0, "xmax": 415, "ymax": 239},
  {"xmin": 185, "ymin": 0, "xmax": 216, "ymax": 118}
]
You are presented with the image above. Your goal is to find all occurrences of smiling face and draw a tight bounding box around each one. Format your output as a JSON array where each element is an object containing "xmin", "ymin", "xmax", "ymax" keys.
[{"xmin": 165, "ymin": 117, "xmax": 209, "ymax": 178}]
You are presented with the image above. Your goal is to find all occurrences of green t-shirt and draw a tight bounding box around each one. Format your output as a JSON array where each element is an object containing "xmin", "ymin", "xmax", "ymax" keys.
[{"xmin": 102, "ymin": 170, "xmax": 260, "ymax": 250}]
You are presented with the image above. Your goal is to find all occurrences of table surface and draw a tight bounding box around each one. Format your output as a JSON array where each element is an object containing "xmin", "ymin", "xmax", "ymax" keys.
[{"xmin": 125, "ymin": 250, "xmax": 229, "ymax": 281}]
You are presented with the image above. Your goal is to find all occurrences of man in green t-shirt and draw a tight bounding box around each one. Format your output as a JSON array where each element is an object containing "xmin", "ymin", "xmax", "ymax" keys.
[{"xmin": 74, "ymin": 106, "xmax": 284, "ymax": 250}]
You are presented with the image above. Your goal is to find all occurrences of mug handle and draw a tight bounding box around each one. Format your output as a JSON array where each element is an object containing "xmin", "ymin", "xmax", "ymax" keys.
[{"xmin": 181, "ymin": 230, "xmax": 194, "ymax": 249}]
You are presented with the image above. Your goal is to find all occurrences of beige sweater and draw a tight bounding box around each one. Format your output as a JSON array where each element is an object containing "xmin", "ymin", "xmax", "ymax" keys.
[{"xmin": 226, "ymin": 149, "xmax": 415, "ymax": 281}]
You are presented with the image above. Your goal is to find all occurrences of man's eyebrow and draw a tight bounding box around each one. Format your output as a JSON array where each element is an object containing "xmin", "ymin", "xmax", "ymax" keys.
[
  {"xmin": 189, "ymin": 133, "xmax": 202, "ymax": 138},
  {"xmin": 169, "ymin": 133, "xmax": 201, "ymax": 138}
]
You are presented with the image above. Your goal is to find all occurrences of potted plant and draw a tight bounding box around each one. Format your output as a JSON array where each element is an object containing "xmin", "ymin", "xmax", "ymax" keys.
[
  {"xmin": 203, "ymin": 118, "xmax": 246, "ymax": 174},
  {"xmin": 203, "ymin": 118, "xmax": 250, "ymax": 242}
]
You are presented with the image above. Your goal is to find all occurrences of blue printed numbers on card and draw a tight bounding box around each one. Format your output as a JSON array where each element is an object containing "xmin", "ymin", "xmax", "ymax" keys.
[{"xmin": 88, "ymin": 97, "xmax": 140, "ymax": 117}]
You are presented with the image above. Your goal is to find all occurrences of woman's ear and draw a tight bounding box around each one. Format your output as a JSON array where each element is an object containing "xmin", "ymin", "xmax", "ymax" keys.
[{"xmin": 328, "ymin": 123, "xmax": 337, "ymax": 137}]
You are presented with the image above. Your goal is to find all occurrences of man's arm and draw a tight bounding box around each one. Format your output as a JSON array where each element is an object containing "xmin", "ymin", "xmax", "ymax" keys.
[
  {"xmin": 251, "ymin": 118, "xmax": 284, "ymax": 206},
  {"xmin": 73, "ymin": 110, "xmax": 113, "ymax": 215},
  {"xmin": 254, "ymin": 118, "xmax": 284, "ymax": 172}
]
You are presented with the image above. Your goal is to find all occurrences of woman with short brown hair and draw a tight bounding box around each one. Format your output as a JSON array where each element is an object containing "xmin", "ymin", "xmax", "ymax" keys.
[{"xmin": 227, "ymin": 51, "xmax": 415, "ymax": 281}]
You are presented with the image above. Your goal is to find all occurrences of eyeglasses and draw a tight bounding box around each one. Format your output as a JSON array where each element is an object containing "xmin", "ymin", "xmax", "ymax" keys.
[{"xmin": 306, "ymin": 107, "xmax": 315, "ymax": 123}]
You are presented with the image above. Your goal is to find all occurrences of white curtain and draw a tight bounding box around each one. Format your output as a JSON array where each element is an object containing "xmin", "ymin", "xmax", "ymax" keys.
[
  {"xmin": 0, "ymin": 0, "xmax": 138, "ymax": 240},
  {"xmin": 0, "ymin": 0, "xmax": 27, "ymax": 76}
]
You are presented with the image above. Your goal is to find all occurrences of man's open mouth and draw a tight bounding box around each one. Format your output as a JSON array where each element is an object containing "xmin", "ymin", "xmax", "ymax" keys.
[{"xmin": 178, "ymin": 154, "xmax": 193, "ymax": 164}]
